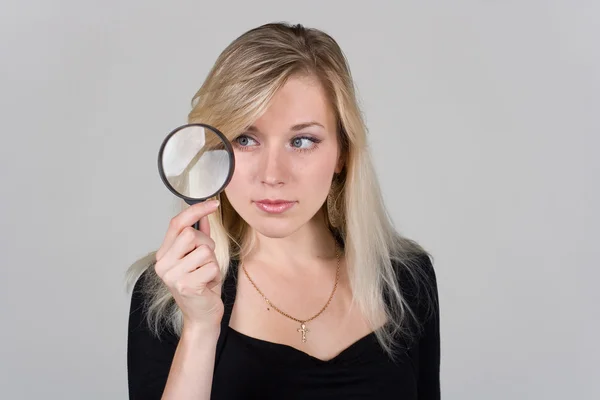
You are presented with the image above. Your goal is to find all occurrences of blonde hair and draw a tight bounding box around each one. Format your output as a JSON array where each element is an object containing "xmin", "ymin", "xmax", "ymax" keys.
[{"xmin": 126, "ymin": 22, "xmax": 435, "ymax": 358}]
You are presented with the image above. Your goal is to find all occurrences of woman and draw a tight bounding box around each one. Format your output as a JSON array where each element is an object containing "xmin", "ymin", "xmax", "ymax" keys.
[{"xmin": 126, "ymin": 22, "xmax": 440, "ymax": 399}]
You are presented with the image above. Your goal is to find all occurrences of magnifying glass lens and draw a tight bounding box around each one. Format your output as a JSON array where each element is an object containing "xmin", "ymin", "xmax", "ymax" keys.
[{"xmin": 158, "ymin": 123, "xmax": 235, "ymax": 204}]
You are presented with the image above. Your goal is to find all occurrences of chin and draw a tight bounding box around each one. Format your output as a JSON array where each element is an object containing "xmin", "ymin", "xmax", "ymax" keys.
[{"xmin": 251, "ymin": 219, "xmax": 302, "ymax": 239}]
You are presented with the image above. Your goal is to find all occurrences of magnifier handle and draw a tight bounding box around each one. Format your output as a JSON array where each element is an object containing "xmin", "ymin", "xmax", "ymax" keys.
[{"xmin": 193, "ymin": 221, "xmax": 200, "ymax": 231}]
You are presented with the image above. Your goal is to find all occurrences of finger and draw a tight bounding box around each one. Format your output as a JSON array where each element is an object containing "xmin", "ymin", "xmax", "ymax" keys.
[
  {"xmin": 164, "ymin": 246, "xmax": 220, "ymax": 289},
  {"xmin": 171, "ymin": 262, "xmax": 222, "ymax": 299},
  {"xmin": 179, "ymin": 244, "xmax": 219, "ymax": 275},
  {"xmin": 182, "ymin": 260, "xmax": 222, "ymax": 294},
  {"xmin": 155, "ymin": 229, "xmax": 215, "ymax": 277},
  {"xmin": 156, "ymin": 200, "xmax": 219, "ymax": 261}
]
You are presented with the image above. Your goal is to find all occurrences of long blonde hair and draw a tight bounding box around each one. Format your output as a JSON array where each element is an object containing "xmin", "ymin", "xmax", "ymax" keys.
[{"xmin": 126, "ymin": 22, "xmax": 434, "ymax": 358}]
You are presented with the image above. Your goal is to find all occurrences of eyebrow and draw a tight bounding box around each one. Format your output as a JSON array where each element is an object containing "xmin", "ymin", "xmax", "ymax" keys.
[{"xmin": 246, "ymin": 121, "xmax": 325, "ymax": 132}]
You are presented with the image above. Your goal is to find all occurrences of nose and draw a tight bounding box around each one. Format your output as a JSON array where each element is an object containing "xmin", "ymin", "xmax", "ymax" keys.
[{"xmin": 259, "ymin": 145, "xmax": 288, "ymax": 186}]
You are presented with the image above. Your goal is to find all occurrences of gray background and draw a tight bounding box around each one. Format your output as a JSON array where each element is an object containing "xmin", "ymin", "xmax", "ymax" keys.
[{"xmin": 1, "ymin": 1, "xmax": 598, "ymax": 399}]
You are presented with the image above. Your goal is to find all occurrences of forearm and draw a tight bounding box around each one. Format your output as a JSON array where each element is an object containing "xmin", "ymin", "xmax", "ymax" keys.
[{"xmin": 161, "ymin": 324, "xmax": 220, "ymax": 400}]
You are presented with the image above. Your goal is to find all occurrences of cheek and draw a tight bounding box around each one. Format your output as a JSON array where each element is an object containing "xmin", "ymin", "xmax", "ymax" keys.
[
  {"xmin": 299, "ymin": 164, "xmax": 333, "ymax": 186},
  {"xmin": 224, "ymin": 147, "xmax": 338, "ymax": 200},
  {"xmin": 223, "ymin": 167, "xmax": 249, "ymax": 203},
  {"xmin": 296, "ymin": 146, "xmax": 338, "ymax": 177},
  {"xmin": 292, "ymin": 158, "xmax": 336, "ymax": 199}
]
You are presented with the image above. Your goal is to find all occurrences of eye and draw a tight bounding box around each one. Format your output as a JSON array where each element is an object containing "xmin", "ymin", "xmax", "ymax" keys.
[
  {"xmin": 290, "ymin": 136, "xmax": 321, "ymax": 152},
  {"xmin": 233, "ymin": 134, "xmax": 258, "ymax": 150}
]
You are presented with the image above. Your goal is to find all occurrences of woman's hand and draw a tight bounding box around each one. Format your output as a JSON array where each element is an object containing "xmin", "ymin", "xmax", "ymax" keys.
[{"xmin": 154, "ymin": 200, "xmax": 224, "ymax": 331}]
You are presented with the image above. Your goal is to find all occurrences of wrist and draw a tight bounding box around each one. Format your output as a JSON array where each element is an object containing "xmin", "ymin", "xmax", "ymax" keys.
[{"xmin": 181, "ymin": 321, "xmax": 221, "ymax": 341}]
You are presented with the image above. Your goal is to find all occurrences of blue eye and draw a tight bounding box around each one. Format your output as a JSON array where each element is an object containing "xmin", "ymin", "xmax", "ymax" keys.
[
  {"xmin": 234, "ymin": 135, "xmax": 257, "ymax": 150},
  {"xmin": 291, "ymin": 136, "xmax": 320, "ymax": 152},
  {"xmin": 233, "ymin": 134, "xmax": 321, "ymax": 153},
  {"xmin": 292, "ymin": 138, "xmax": 305, "ymax": 147}
]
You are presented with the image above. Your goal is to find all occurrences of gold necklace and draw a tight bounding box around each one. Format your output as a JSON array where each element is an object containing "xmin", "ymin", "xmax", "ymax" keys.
[{"xmin": 241, "ymin": 245, "xmax": 341, "ymax": 344}]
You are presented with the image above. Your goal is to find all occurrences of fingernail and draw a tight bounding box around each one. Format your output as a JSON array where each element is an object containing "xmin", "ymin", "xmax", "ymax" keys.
[{"xmin": 211, "ymin": 200, "xmax": 220, "ymax": 207}]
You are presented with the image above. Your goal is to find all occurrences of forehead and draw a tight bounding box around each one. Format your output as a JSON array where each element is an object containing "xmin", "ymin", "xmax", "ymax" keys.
[{"xmin": 252, "ymin": 75, "xmax": 336, "ymax": 131}]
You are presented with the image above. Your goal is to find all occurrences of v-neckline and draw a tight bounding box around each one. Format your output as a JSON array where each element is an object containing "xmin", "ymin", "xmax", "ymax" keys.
[
  {"xmin": 221, "ymin": 259, "xmax": 379, "ymax": 364},
  {"xmin": 227, "ymin": 325, "xmax": 378, "ymax": 364}
]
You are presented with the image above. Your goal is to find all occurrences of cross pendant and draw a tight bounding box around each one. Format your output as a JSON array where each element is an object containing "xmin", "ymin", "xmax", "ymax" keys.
[{"xmin": 297, "ymin": 323, "xmax": 309, "ymax": 343}]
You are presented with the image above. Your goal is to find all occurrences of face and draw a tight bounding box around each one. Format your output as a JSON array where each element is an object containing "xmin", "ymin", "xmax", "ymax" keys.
[{"xmin": 224, "ymin": 75, "xmax": 343, "ymax": 239}]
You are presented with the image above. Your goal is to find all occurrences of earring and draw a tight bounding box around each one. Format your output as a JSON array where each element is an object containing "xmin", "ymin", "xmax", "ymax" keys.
[{"xmin": 327, "ymin": 176, "xmax": 342, "ymax": 228}]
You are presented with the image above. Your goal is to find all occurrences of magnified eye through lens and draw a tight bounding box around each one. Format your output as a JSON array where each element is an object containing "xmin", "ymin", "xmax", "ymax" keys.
[{"xmin": 158, "ymin": 123, "xmax": 235, "ymax": 204}]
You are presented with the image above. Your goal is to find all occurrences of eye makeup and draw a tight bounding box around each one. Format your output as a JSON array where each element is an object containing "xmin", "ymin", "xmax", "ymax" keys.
[{"xmin": 233, "ymin": 134, "xmax": 322, "ymax": 154}]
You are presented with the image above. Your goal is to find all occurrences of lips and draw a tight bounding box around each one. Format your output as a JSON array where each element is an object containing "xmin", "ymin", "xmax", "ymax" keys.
[{"xmin": 254, "ymin": 199, "xmax": 296, "ymax": 214}]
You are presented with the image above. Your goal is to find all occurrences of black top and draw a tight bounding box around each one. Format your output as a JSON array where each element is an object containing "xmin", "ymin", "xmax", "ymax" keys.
[{"xmin": 127, "ymin": 255, "xmax": 440, "ymax": 399}]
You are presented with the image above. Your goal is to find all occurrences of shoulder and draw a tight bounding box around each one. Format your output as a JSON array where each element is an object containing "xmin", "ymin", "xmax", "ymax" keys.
[
  {"xmin": 130, "ymin": 267, "xmax": 152, "ymax": 310},
  {"xmin": 391, "ymin": 252, "xmax": 439, "ymax": 334},
  {"xmin": 128, "ymin": 267, "xmax": 153, "ymax": 332},
  {"xmin": 128, "ymin": 267, "xmax": 179, "ymax": 342},
  {"xmin": 393, "ymin": 253, "xmax": 441, "ymax": 397},
  {"xmin": 127, "ymin": 267, "xmax": 180, "ymax": 398},
  {"xmin": 392, "ymin": 252, "xmax": 437, "ymax": 298}
]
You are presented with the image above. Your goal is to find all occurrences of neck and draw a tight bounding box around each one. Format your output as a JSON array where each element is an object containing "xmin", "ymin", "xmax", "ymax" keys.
[{"xmin": 244, "ymin": 212, "xmax": 340, "ymax": 274}]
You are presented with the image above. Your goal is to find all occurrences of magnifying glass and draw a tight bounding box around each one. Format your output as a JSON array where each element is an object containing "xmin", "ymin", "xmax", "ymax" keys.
[{"xmin": 157, "ymin": 123, "xmax": 235, "ymax": 230}]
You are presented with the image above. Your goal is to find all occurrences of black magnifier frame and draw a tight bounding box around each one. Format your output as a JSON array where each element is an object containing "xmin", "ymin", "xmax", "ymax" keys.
[{"xmin": 157, "ymin": 122, "xmax": 236, "ymax": 228}]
